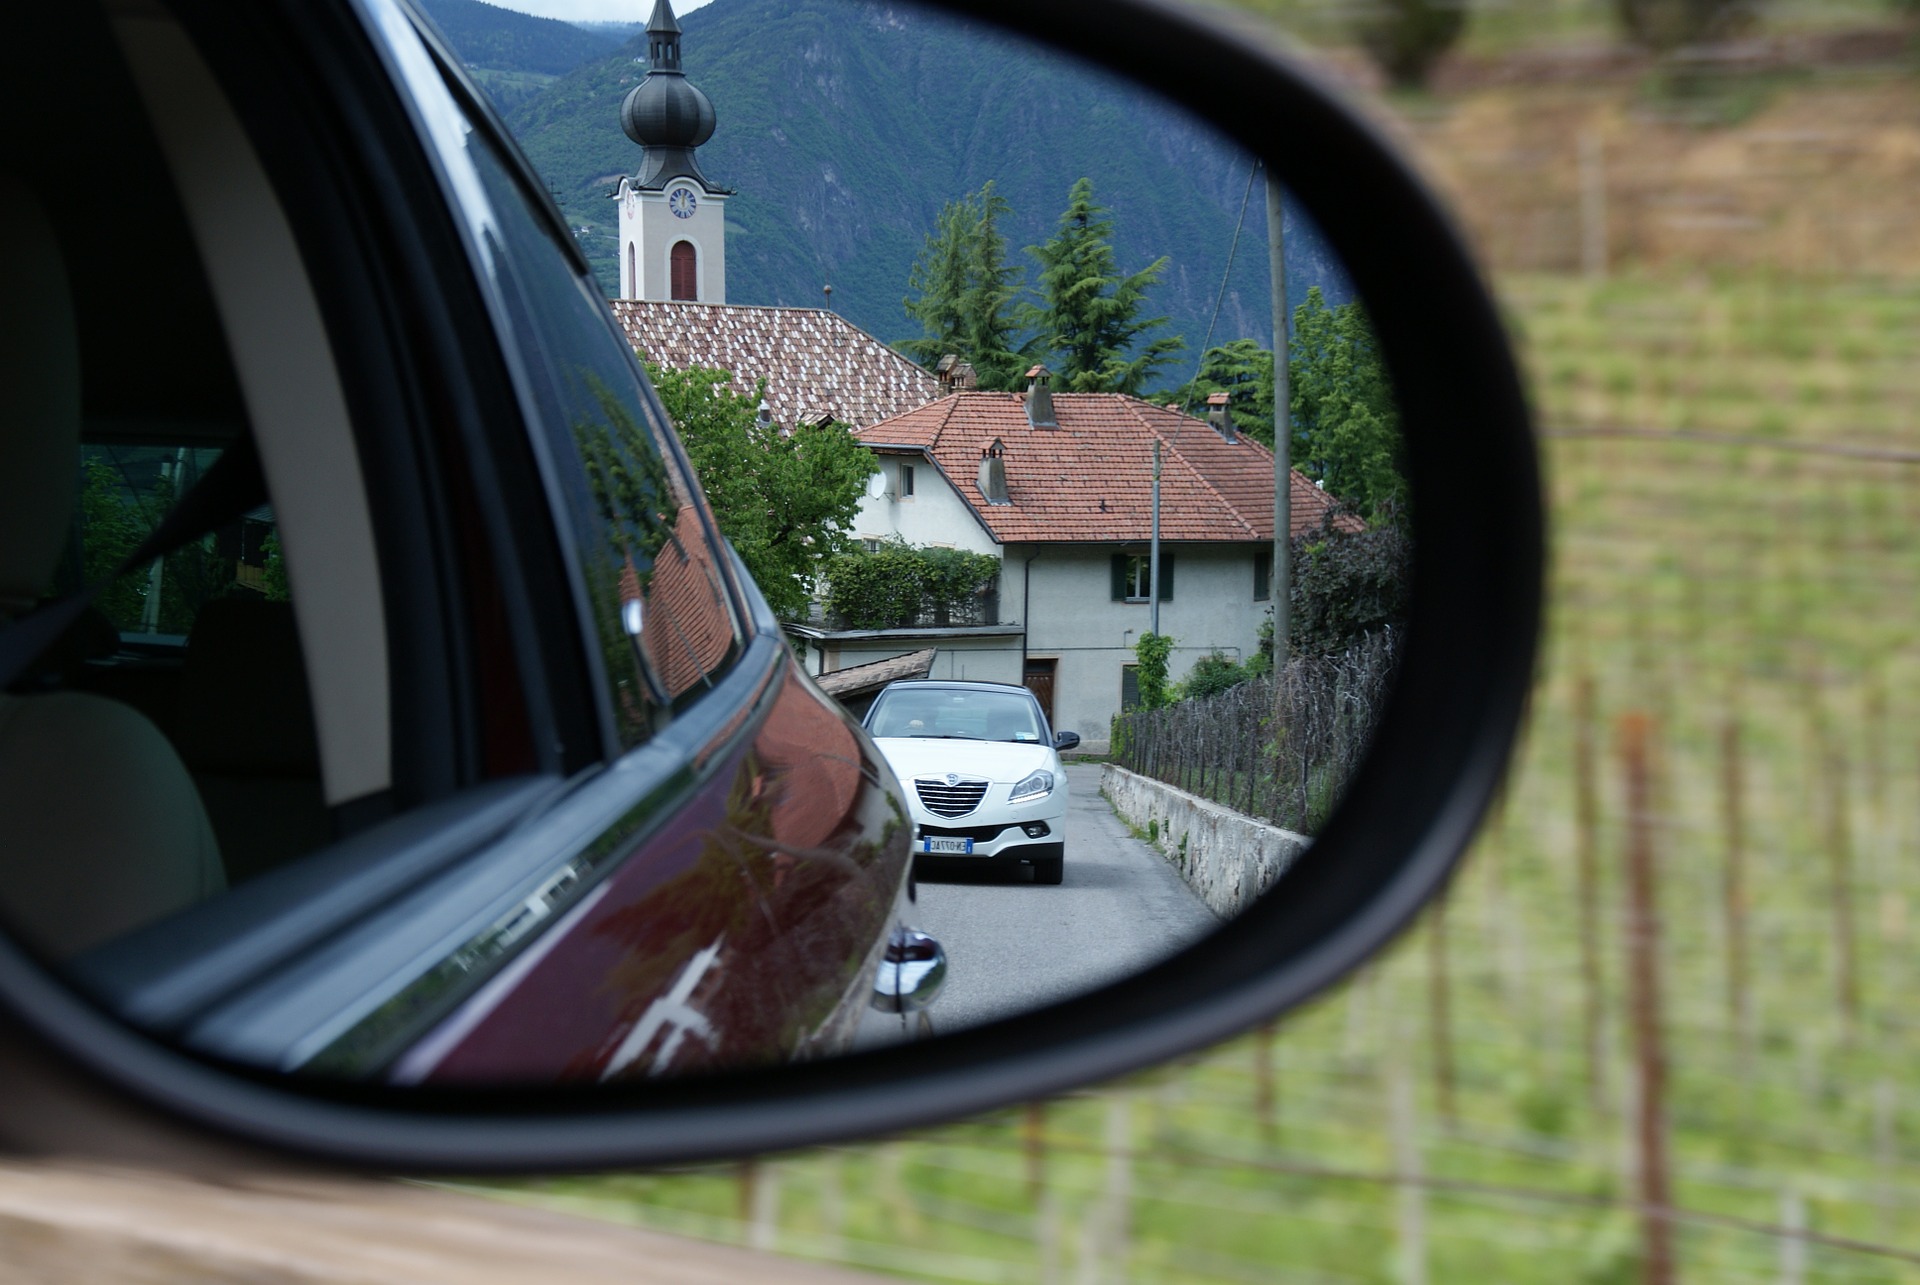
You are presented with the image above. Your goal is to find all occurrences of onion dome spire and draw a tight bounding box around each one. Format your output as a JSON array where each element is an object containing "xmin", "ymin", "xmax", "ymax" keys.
[{"xmin": 620, "ymin": 0, "xmax": 724, "ymax": 192}]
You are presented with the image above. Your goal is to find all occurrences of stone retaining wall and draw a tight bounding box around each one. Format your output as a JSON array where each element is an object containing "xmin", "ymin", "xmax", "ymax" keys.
[{"xmin": 1100, "ymin": 764, "xmax": 1311, "ymax": 920}]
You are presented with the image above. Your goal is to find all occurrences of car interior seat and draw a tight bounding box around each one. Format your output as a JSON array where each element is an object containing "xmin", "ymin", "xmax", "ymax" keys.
[
  {"xmin": 177, "ymin": 597, "xmax": 329, "ymax": 884},
  {"xmin": 0, "ymin": 172, "xmax": 226, "ymax": 959}
]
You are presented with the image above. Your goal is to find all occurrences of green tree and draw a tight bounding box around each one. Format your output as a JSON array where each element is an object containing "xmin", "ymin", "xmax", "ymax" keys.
[
  {"xmin": 1173, "ymin": 339, "xmax": 1275, "ymax": 442},
  {"xmin": 1354, "ymin": 0, "xmax": 1470, "ymax": 91},
  {"xmin": 77, "ymin": 457, "xmax": 146, "ymax": 625},
  {"xmin": 901, "ymin": 182, "xmax": 1026, "ymax": 390},
  {"xmin": 1288, "ymin": 287, "xmax": 1406, "ymax": 519},
  {"xmin": 647, "ymin": 362, "xmax": 875, "ymax": 621},
  {"xmin": 1023, "ymin": 178, "xmax": 1183, "ymax": 395}
]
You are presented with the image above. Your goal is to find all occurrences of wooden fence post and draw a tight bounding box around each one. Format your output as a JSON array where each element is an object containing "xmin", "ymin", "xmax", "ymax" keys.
[
  {"xmin": 1575, "ymin": 673, "xmax": 1607, "ymax": 1115},
  {"xmin": 1619, "ymin": 712, "xmax": 1674, "ymax": 1285}
]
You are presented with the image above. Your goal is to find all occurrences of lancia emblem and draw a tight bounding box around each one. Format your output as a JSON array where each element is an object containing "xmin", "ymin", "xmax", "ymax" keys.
[{"xmin": 945, "ymin": 773, "xmax": 959, "ymax": 785}]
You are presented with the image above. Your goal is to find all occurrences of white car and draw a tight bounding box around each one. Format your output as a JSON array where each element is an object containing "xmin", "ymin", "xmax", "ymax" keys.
[{"xmin": 862, "ymin": 681, "xmax": 1079, "ymax": 885}]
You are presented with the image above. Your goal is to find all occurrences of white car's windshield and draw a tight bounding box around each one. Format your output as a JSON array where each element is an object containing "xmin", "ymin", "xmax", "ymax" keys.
[{"xmin": 869, "ymin": 690, "xmax": 1043, "ymax": 744}]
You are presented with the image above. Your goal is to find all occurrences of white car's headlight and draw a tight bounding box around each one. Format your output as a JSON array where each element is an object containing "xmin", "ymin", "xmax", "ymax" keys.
[{"xmin": 1008, "ymin": 769, "xmax": 1055, "ymax": 802}]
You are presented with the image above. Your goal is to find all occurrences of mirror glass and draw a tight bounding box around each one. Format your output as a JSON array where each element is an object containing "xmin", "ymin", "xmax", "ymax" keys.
[{"xmin": 11, "ymin": 0, "xmax": 1407, "ymax": 1080}]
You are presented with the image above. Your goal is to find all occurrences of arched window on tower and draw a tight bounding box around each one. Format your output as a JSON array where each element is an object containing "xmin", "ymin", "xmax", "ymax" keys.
[
  {"xmin": 626, "ymin": 242, "xmax": 636, "ymax": 298},
  {"xmin": 670, "ymin": 241, "xmax": 697, "ymax": 302}
]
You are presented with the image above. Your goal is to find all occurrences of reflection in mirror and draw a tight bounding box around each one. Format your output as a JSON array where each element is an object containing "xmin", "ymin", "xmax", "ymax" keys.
[{"xmin": 10, "ymin": 0, "xmax": 1406, "ymax": 1082}]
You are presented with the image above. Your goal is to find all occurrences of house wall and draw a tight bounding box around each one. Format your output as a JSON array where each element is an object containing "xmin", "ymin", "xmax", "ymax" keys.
[
  {"xmin": 849, "ymin": 453, "xmax": 1000, "ymax": 556},
  {"xmin": 1009, "ymin": 542, "xmax": 1269, "ymax": 753}
]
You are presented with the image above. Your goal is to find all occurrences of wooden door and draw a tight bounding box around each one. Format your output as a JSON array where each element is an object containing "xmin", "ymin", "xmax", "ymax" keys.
[{"xmin": 1023, "ymin": 658, "xmax": 1057, "ymax": 728}]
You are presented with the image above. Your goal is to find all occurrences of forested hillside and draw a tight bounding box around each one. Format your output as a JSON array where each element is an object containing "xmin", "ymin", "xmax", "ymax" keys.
[
  {"xmin": 417, "ymin": 0, "xmax": 615, "ymax": 74},
  {"xmin": 482, "ymin": 0, "xmax": 1351, "ymax": 362}
]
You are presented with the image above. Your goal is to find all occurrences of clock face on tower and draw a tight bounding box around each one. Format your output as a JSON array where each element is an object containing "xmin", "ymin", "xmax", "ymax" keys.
[{"xmin": 669, "ymin": 188, "xmax": 697, "ymax": 219}]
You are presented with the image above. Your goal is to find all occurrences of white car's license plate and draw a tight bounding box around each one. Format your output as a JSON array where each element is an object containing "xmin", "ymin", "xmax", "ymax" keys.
[{"xmin": 921, "ymin": 836, "xmax": 974, "ymax": 855}]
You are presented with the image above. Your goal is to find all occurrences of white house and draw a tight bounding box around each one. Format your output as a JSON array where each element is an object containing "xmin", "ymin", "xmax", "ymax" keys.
[{"xmin": 788, "ymin": 368, "xmax": 1358, "ymax": 752}]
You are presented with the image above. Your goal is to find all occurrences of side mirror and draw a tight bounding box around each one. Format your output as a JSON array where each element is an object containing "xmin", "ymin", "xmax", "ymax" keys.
[{"xmin": 0, "ymin": 0, "xmax": 1538, "ymax": 1172}]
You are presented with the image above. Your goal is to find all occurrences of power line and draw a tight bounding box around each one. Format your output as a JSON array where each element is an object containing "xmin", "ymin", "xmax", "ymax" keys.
[{"xmin": 1543, "ymin": 425, "xmax": 1920, "ymax": 464}]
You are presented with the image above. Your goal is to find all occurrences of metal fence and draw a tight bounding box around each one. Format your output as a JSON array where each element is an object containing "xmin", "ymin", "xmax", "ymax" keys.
[{"xmin": 1110, "ymin": 630, "xmax": 1401, "ymax": 835}]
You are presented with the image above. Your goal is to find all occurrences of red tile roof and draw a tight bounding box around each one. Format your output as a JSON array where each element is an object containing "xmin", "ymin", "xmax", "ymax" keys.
[
  {"xmin": 858, "ymin": 392, "xmax": 1358, "ymax": 544},
  {"xmin": 613, "ymin": 300, "xmax": 940, "ymax": 431}
]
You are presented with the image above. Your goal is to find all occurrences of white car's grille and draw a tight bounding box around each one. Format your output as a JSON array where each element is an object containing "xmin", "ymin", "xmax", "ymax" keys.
[{"xmin": 915, "ymin": 777, "xmax": 989, "ymax": 818}]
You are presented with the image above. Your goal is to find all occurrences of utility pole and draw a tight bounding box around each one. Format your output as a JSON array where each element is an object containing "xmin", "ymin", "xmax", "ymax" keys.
[
  {"xmin": 1148, "ymin": 440, "xmax": 1163, "ymax": 636},
  {"xmin": 1267, "ymin": 171, "xmax": 1289, "ymax": 676}
]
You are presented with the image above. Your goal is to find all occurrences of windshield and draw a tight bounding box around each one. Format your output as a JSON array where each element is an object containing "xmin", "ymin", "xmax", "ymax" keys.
[{"xmin": 868, "ymin": 689, "xmax": 1043, "ymax": 744}]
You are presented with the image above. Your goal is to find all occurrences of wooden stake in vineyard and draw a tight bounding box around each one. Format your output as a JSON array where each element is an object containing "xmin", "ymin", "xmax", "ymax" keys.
[
  {"xmin": 1619, "ymin": 712, "xmax": 1673, "ymax": 1285},
  {"xmin": 1023, "ymin": 1100, "xmax": 1047, "ymax": 1201},
  {"xmin": 1721, "ymin": 717, "xmax": 1751, "ymax": 1050},
  {"xmin": 1825, "ymin": 743, "xmax": 1860, "ymax": 1038},
  {"xmin": 1253, "ymin": 1019, "xmax": 1278, "ymax": 1148},
  {"xmin": 1574, "ymin": 673, "xmax": 1607, "ymax": 1115},
  {"xmin": 1427, "ymin": 890, "xmax": 1456, "ymax": 1126}
]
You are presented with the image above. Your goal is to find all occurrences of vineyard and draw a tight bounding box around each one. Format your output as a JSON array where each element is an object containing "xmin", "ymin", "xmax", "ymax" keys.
[
  {"xmin": 464, "ymin": 3, "xmax": 1920, "ymax": 1271},
  {"xmin": 468, "ymin": 269, "xmax": 1920, "ymax": 1283}
]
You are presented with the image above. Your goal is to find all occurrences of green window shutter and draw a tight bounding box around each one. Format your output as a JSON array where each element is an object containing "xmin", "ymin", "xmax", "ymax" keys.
[
  {"xmin": 1158, "ymin": 552, "xmax": 1174, "ymax": 601},
  {"xmin": 1111, "ymin": 553, "xmax": 1128, "ymax": 601},
  {"xmin": 1254, "ymin": 549, "xmax": 1271, "ymax": 601}
]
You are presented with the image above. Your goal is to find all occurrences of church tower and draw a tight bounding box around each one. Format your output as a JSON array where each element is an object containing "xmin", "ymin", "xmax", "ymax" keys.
[{"xmin": 616, "ymin": 0, "xmax": 730, "ymax": 302}]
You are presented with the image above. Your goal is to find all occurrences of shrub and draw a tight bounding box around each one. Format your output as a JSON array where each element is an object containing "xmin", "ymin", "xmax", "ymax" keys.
[
  {"xmin": 1179, "ymin": 650, "xmax": 1252, "ymax": 701},
  {"xmin": 824, "ymin": 542, "xmax": 999, "ymax": 629},
  {"xmin": 1289, "ymin": 516, "xmax": 1411, "ymax": 659}
]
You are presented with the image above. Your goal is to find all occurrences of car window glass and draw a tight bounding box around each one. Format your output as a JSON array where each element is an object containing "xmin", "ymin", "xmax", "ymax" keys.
[
  {"xmin": 871, "ymin": 690, "xmax": 1041, "ymax": 743},
  {"xmin": 455, "ymin": 112, "xmax": 742, "ymax": 750}
]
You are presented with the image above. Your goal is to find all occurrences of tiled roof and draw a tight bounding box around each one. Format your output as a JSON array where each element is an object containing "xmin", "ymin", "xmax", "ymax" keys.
[
  {"xmin": 858, "ymin": 393, "xmax": 1359, "ymax": 544},
  {"xmin": 613, "ymin": 300, "xmax": 940, "ymax": 431}
]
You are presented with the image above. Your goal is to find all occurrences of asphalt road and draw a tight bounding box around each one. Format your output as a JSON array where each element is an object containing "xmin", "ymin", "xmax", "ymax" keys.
[{"xmin": 907, "ymin": 762, "xmax": 1219, "ymax": 1034}]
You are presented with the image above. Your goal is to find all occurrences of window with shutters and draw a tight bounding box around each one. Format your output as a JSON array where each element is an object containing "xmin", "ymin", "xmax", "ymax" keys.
[
  {"xmin": 669, "ymin": 240, "xmax": 696, "ymax": 301},
  {"xmin": 1110, "ymin": 552, "xmax": 1172, "ymax": 602}
]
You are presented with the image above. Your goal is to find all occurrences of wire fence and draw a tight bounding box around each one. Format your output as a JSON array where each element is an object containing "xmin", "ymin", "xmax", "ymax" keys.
[{"xmin": 1109, "ymin": 629, "xmax": 1402, "ymax": 834}]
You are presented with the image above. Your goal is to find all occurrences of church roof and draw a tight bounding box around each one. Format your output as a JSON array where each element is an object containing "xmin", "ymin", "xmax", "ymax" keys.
[
  {"xmin": 614, "ymin": 300, "xmax": 940, "ymax": 431},
  {"xmin": 857, "ymin": 392, "xmax": 1361, "ymax": 545}
]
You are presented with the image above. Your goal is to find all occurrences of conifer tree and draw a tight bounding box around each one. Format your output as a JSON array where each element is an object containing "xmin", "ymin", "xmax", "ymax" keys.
[
  {"xmin": 1023, "ymin": 178, "xmax": 1183, "ymax": 395},
  {"xmin": 1174, "ymin": 339, "xmax": 1274, "ymax": 441},
  {"xmin": 901, "ymin": 182, "xmax": 1025, "ymax": 388},
  {"xmin": 1288, "ymin": 287, "xmax": 1405, "ymax": 518},
  {"xmin": 954, "ymin": 183, "xmax": 1025, "ymax": 390}
]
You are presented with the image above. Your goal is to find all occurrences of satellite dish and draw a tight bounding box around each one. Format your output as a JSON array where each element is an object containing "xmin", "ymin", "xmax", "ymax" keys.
[{"xmin": 866, "ymin": 472, "xmax": 888, "ymax": 499}]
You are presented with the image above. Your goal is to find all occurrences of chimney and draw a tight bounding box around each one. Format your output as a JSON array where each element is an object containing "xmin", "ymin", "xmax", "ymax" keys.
[
  {"xmin": 978, "ymin": 437, "xmax": 1009, "ymax": 505},
  {"xmin": 952, "ymin": 361, "xmax": 978, "ymax": 391},
  {"xmin": 1023, "ymin": 365, "xmax": 1057, "ymax": 429},
  {"xmin": 935, "ymin": 353, "xmax": 960, "ymax": 391},
  {"xmin": 1206, "ymin": 391, "xmax": 1236, "ymax": 442}
]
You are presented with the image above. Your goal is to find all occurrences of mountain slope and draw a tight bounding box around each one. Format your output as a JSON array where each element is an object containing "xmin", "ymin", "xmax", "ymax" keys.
[
  {"xmin": 416, "ymin": 0, "xmax": 616, "ymax": 75},
  {"xmin": 499, "ymin": 0, "xmax": 1353, "ymax": 366}
]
